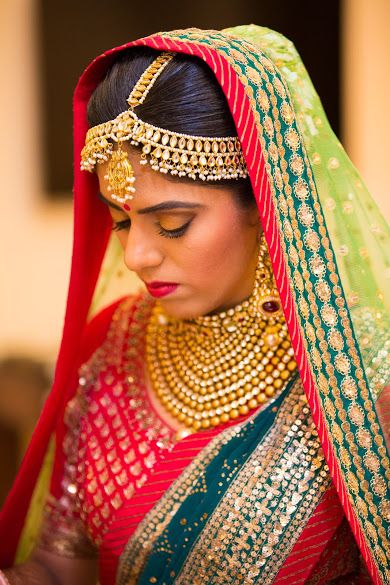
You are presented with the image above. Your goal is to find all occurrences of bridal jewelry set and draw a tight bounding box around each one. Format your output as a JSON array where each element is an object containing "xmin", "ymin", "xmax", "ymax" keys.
[
  {"xmin": 146, "ymin": 235, "xmax": 297, "ymax": 432},
  {"xmin": 81, "ymin": 52, "xmax": 297, "ymax": 432}
]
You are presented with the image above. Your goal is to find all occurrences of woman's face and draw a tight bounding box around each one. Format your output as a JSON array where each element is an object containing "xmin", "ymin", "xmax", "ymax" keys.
[{"xmin": 97, "ymin": 147, "xmax": 260, "ymax": 319}]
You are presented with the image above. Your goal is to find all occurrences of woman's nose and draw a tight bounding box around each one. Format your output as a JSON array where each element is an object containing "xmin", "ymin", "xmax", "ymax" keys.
[{"xmin": 123, "ymin": 229, "xmax": 163, "ymax": 273}]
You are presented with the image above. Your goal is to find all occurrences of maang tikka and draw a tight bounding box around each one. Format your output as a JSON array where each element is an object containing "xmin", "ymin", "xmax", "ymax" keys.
[{"xmin": 81, "ymin": 52, "xmax": 248, "ymax": 206}]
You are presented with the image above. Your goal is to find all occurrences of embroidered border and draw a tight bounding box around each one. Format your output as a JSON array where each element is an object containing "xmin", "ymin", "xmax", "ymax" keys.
[
  {"xmin": 174, "ymin": 380, "xmax": 329, "ymax": 584},
  {"xmin": 126, "ymin": 28, "xmax": 390, "ymax": 582},
  {"xmin": 117, "ymin": 422, "xmax": 240, "ymax": 584},
  {"xmin": 118, "ymin": 379, "xmax": 329, "ymax": 584}
]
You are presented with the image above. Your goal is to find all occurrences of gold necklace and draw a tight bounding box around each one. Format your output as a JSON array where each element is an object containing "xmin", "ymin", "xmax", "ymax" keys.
[{"xmin": 146, "ymin": 284, "xmax": 297, "ymax": 433}]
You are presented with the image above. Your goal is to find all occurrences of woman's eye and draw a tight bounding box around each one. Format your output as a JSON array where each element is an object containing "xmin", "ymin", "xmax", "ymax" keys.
[
  {"xmin": 158, "ymin": 219, "xmax": 192, "ymax": 239},
  {"xmin": 112, "ymin": 218, "xmax": 192, "ymax": 237},
  {"xmin": 112, "ymin": 219, "xmax": 130, "ymax": 232}
]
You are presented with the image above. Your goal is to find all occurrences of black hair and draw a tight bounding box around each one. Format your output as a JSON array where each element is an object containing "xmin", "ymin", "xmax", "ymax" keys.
[{"xmin": 87, "ymin": 48, "xmax": 255, "ymax": 208}]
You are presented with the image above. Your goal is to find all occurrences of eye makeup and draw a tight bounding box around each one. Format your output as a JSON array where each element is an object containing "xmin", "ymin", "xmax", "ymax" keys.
[
  {"xmin": 112, "ymin": 219, "xmax": 130, "ymax": 232},
  {"xmin": 157, "ymin": 219, "xmax": 192, "ymax": 239},
  {"xmin": 112, "ymin": 217, "xmax": 193, "ymax": 239}
]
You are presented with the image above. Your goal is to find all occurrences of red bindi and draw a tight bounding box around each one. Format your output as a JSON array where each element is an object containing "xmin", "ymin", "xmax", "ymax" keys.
[{"xmin": 123, "ymin": 204, "xmax": 131, "ymax": 211}]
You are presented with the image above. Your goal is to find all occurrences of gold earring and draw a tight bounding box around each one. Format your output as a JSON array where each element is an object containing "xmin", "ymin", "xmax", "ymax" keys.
[{"xmin": 253, "ymin": 234, "xmax": 284, "ymax": 347}]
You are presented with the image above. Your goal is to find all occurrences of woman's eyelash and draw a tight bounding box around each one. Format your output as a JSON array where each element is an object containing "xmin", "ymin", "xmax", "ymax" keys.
[
  {"xmin": 112, "ymin": 218, "xmax": 192, "ymax": 238},
  {"xmin": 158, "ymin": 219, "xmax": 192, "ymax": 239},
  {"xmin": 112, "ymin": 219, "xmax": 130, "ymax": 232}
]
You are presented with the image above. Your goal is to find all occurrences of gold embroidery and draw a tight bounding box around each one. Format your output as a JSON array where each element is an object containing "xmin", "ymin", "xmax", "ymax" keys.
[
  {"xmin": 284, "ymin": 127, "xmax": 301, "ymax": 151},
  {"xmin": 53, "ymin": 296, "xmax": 177, "ymax": 547},
  {"xmin": 129, "ymin": 28, "xmax": 390, "ymax": 578},
  {"xmin": 289, "ymin": 153, "xmax": 304, "ymax": 176},
  {"xmin": 245, "ymin": 66, "xmax": 262, "ymax": 84},
  {"xmin": 308, "ymin": 254, "xmax": 326, "ymax": 277},
  {"xmin": 268, "ymin": 140, "xmax": 279, "ymax": 163},
  {"xmin": 364, "ymin": 452, "xmax": 380, "ymax": 473},
  {"xmin": 283, "ymin": 218, "xmax": 293, "ymax": 242},
  {"xmin": 118, "ymin": 424, "xmax": 241, "ymax": 584},
  {"xmin": 273, "ymin": 167, "xmax": 284, "ymax": 191},
  {"xmin": 257, "ymin": 88, "xmax": 271, "ymax": 113},
  {"xmin": 263, "ymin": 115, "xmax": 275, "ymax": 138},
  {"xmin": 293, "ymin": 177, "xmax": 310, "ymax": 200},
  {"xmin": 273, "ymin": 76, "xmax": 286, "ymax": 98},
  {"xmin": 173, "ymin": 381, "xmax": 328, "ymax": 584},
  {"xmin": 280, "ymin": 101, "xmax": 293, "ymax": 124},
  {"xmin": 118, "ymin": 379, "xmax": 329, "ymax": 585},
  {"xmin": 334, "ymin": 353, "xmax": 352, "ymax": 375},
  {"xmin": 320, "ymin": 304, "xmax": 338, "ymax": 326},
  {"xmin": 328, "ymin": 329, "xmax": 344, "ymax": 351},
  {"xmin": 297, "ymin": 203, "xmax": 315, "ymax": 227},
  {"xmin": 341, "ymin": 376, "xmax": 358, "ymax": 400}
]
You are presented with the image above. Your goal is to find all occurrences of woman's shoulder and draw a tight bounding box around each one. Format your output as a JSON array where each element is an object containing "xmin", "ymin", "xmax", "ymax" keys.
[
  {"xmin": 76, "ymin": 291, "xmax": 152, "ymax": 383},
  {"xmin": 59, "ymin": 292, "xmax": 153, "ymax": 449},
  {"xmin": 79, "ymin": 291, "xmax": 152, "ymax": 362}
]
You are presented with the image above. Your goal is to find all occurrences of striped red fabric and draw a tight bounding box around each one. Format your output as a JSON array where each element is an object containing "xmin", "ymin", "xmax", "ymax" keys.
[
  {"xmin": 273, "ymin": 486, "xmax": 345, "ymax": 584},
  {"xmin": 99, "ymin": 424, "xmax": 233, "ymax": 583}
]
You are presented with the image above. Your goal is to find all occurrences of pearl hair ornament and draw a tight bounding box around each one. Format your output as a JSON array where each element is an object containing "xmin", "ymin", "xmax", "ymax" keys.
[{"xmin": 80, "ymin": 52, "xmax": 248, "ymax": 205}]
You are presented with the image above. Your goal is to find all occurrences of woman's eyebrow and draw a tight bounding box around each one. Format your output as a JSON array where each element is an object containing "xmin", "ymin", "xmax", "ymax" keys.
[
  {"xmin": 138, "ymin": 201, "xmax": 203, "ymax": 214},
  {"xmin": 97, "ymin": 192, "xmax": 123, "ymax": 211},
  {"xmin": 98, "ymin": 192, "xmax": 203, "ymax": 214}
]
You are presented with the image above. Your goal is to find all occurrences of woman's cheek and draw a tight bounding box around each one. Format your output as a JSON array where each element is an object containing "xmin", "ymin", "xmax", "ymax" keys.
[
  {"xmin": 189, "ymin": 242, "xmax": 227, "ymax": 274},
  {"xmin": 189, "ymin": 217, "xmax": 238, "ymax": 271}
]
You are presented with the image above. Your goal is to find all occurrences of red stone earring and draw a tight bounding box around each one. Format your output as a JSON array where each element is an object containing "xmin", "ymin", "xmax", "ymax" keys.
[{"xmin": 253, "ymin": 235, "xmax": 284, "ymax": 345}]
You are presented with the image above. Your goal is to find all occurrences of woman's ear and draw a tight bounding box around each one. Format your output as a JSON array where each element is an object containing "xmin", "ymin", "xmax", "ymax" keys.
[
  {"xmin": 245, "ymin": 201, "xmax": 261, "ymax": 229},
  {"xmin": 256, "ymin": 225, "xmax": 264, "ymax": 244}
]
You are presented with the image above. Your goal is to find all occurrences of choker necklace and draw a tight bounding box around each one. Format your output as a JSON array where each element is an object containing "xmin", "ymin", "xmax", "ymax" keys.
[{"xmin": 146, "ymin": 240, "xmax": 297, "ymax": 433}]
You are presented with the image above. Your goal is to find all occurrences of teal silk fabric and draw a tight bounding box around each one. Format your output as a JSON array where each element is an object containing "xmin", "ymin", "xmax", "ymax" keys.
[
  {"xmin": 137, "ymin": 382, "xmax": 294, "ymax": 585},
  {"xmin": 118, "ymin": 375, "xmax": 330, "ymax": 585}
]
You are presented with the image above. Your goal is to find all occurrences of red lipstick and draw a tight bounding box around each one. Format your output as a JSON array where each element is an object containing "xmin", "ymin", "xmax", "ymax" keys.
[{"xmin": 145, "ymin": 281, "xmax": 179, "ymax": 298}]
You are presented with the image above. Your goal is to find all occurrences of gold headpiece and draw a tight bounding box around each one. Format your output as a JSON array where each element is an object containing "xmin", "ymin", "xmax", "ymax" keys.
[{"xmin": 80, "ymin": 52, "xmax": 248, "ymax": 205}]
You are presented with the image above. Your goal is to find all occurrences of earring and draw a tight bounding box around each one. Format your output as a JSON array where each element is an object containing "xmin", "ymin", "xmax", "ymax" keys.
[{"xmin": 253, "ymin": 234, "xmax": 284, "ymax": 347}]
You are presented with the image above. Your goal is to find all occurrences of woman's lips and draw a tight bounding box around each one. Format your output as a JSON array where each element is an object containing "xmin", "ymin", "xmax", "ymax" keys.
[{"xmin": 145, "ymin": 281, "xmax": 179, "ymax": 298}]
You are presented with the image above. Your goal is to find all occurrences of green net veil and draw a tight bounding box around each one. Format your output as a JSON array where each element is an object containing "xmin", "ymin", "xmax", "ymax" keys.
[
  {"xmin": 224, "ymin": 25, "xmax": 390, "ymax": 403},
  {"xmin": 93, "ymin": 24, "xmax": 390, "ymax": 402}
]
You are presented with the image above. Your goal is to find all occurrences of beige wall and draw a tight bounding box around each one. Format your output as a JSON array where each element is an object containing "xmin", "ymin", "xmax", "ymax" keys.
[
  {"xmin": 0, "ymin": 0, "xmax": 73, "ymax": 360},
  {"xmin": 342, "ymin": 0, "xmax": 390, "ymax": 222},
  {"xmin": 0, "ymin": 0, "xmax": 389, "ymax": 361}
]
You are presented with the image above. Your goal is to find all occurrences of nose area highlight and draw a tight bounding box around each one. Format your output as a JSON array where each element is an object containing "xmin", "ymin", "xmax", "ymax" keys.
[{"xmin": 123, "ymin": 230, "xmax": 163, "ymax": 273}]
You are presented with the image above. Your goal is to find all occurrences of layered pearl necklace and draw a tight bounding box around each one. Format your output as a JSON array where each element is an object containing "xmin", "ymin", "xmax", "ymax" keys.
[{"xmin": 146, "ymin": 293, "xmax": 297, "ymax": 433}]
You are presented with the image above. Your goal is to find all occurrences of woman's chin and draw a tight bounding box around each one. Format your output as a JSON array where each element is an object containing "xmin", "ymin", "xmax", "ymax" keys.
[{"xmin": 158, "ymin": 297, "xmax": 210, "ymax": 320}]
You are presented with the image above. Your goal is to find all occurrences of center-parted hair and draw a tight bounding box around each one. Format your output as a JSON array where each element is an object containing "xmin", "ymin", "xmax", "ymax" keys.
[{"xmin": 87, "ymin": 47, "xmax": 255, "ymax": 207}]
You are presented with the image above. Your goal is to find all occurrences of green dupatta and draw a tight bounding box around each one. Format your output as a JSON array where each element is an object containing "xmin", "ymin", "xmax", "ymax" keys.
[{"xmin": 107, "ymin": 25, "xmax": 389, "ymax": 584}]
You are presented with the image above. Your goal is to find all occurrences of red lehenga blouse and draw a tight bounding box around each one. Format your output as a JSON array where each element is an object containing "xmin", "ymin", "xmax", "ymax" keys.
[{"xmin": 36, "ymin": 293, "xmax": 371, "ymax": 584}]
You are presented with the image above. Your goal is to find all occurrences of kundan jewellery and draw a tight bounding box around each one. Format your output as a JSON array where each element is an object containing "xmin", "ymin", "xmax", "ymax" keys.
[
  {"xmin": 146, "ymin": 235, "xmax": 297, "ymax": 432},
  {"xmin": 80, "ymin": 52, "xmax": 248, "ymax": 206}
]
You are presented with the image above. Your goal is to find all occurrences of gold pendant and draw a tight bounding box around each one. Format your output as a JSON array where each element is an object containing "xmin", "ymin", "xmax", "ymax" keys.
[{"xmin": 105, "ymin": 144, "xmax": 135, "ymax": 205}]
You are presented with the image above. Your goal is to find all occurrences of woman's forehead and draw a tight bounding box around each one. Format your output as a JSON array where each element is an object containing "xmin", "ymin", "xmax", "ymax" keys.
[{"xmin": 96, "ymin": 145, "xmax": 239, "ymax": 211}]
